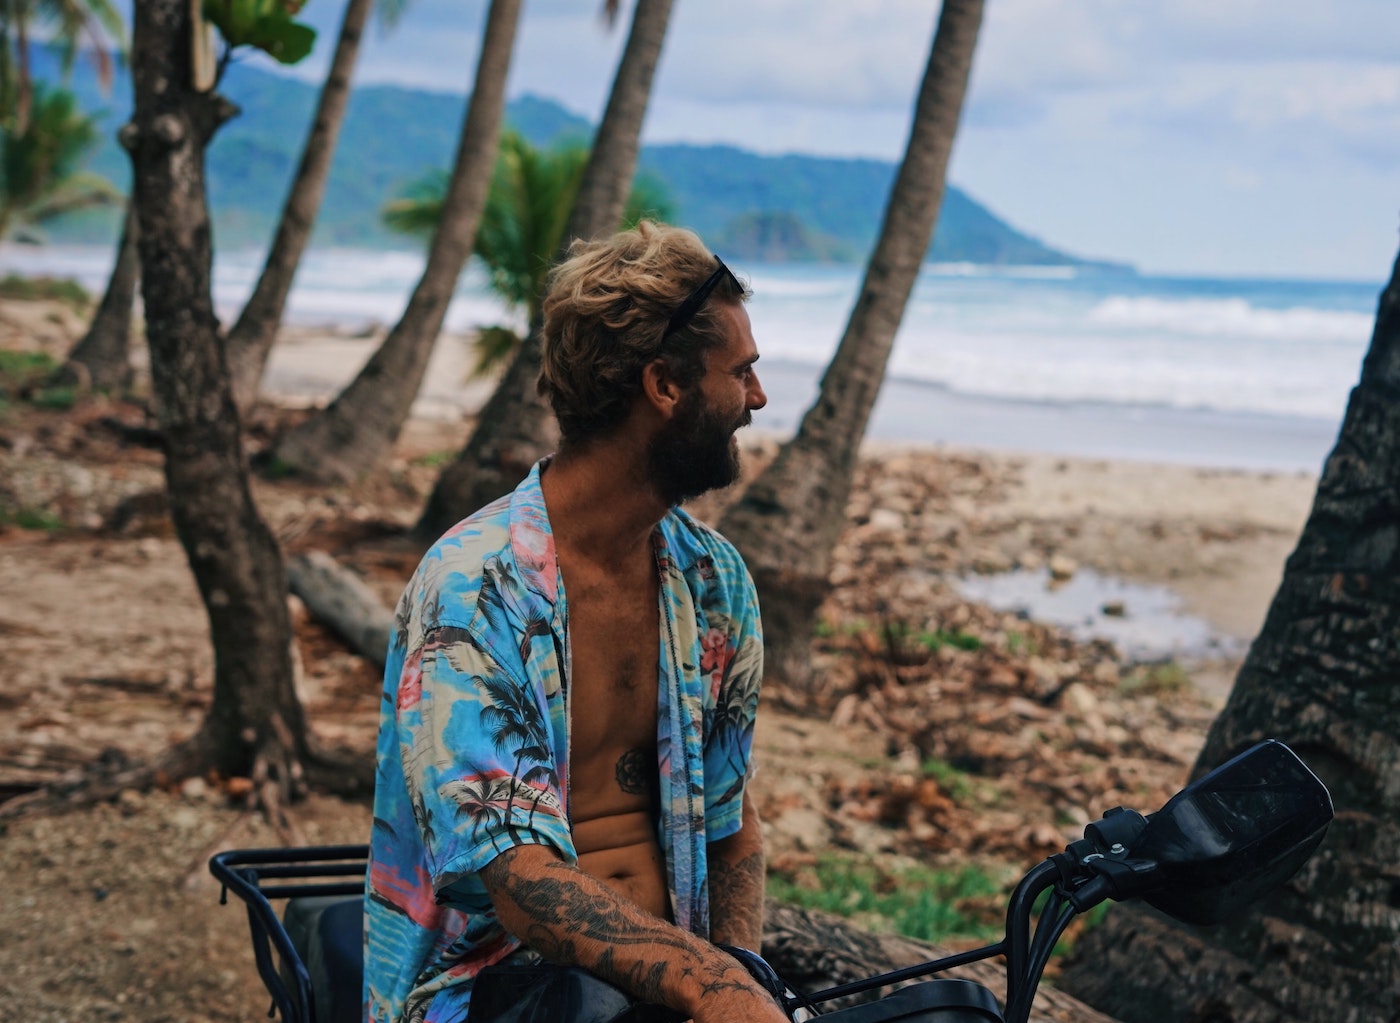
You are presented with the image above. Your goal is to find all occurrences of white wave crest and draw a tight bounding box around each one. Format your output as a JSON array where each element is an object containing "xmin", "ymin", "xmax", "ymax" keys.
[{"xmin": 1087, "ymin": 296, "xmax": 1371, "ymax": 345}]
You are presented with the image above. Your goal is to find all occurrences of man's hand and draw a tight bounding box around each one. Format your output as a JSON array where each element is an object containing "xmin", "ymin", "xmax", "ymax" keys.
[{"xmin": 479, "ymin": 844, "xmax": 788, "ymax": 1022}]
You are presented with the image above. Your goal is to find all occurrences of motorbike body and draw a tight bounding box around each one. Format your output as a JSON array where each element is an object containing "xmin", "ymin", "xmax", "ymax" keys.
[{"xmin": 211, "ymin": 739, "xmax": 1332, "ymax": 1023}]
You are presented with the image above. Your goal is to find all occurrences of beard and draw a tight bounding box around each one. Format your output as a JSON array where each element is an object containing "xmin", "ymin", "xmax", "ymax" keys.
[{"xmin": 647, "ymin": 387, "xmax": 749, "ymax": 505}]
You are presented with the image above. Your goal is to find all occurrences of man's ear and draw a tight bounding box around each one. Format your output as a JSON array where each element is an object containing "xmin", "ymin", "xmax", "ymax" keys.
[{"xmin": 640, "ymin": 356, "xmax": 686, "ymax": 418}]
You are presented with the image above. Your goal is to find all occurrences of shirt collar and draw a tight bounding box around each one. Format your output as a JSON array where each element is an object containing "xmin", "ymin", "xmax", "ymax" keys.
[{"xmin": 508, "ymin": 458, "xmax": 715, "ymax": 595}]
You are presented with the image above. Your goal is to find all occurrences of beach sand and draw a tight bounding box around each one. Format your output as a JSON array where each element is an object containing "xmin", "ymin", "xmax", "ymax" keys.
[{"xmin": 0, "ymin": 300, "xmax": 1322, "ymax": 1022}]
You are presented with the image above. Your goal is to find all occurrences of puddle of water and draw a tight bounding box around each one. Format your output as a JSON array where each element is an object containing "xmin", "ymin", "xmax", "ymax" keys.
[{"xmin": 955, "ymin": 568, "xmax": 1244, "ymax": 663}]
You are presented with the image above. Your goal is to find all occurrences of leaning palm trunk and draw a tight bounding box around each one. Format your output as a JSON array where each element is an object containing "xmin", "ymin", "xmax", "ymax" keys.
[
  {"xmin": 127, "ymin": 0, "xmax": 366, "ymax": 801},
  {"xmin": 224, "ymin": 0, "xmax": 373, "ymax": 411},
  {"xmin": 415, "ymin": 0, "xmax": 675, "ymax": 539},
  {"xmin": 717, "ymin": 0, "xmax": 984, "ymax": 691},
  {"xmin": 1059, "ymin": 247, "xmax": 1400, "ymax": 1023},
  {"xmin": 65, "ymin": 196, "xmax": 138, "ymax": 393},
  {"xmin": 270, "ymin": 0, "xmax": 521, "ymax": 483}
]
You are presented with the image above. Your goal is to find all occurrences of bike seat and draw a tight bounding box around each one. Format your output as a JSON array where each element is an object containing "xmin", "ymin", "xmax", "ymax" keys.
[{"xmin": 281, "ymin": 894, "xmax": 365, "ymax": 1023}]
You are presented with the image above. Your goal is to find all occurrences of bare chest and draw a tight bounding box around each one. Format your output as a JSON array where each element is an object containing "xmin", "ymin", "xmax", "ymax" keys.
[{"xmin": 567, "ymin": 578, "xmax": 660, "ymax": 761}]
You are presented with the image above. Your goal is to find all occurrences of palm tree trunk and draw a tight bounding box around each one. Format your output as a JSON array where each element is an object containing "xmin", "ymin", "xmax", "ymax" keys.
[
  {"xmin": 64, "ymin": 196, "xmax": 138, "ymax": 393},
  {"xmin": 717, "ymin": 0, "xmax": 984, "ymax": 691},
  {"xmin": 224, "ymin": 0, "xmax": 373, "ymax": 411},
  {"xmin": 270, "ymin": 0, "xmax": 522, "ymax": 484},
  {"xmin": 1059, "ymin": 248, "xmax": 1400, "ymax": 1023},
  {"xmin": 127, "ymin": 0, "xmax": 367, "ymax": 797},
  {"xmin": 416, "ymin": 0, "xmax": 675, "ymax": 539}
]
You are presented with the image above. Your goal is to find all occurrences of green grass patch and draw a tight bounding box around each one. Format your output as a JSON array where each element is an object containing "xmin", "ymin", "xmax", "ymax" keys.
[
  {"xmin": 0, "ymin": 274, "xmax": 90, "ymax": 310},
  {"xmin": 410, "ymin": 449, "xmax": 457, "ymax": 468},
  {"xmin": 768, "ymin": 854, "xmax": 1007, "ymax": 944},
  {"xmin": 921, "ymin": 758, "xmax": 977, "ymax": 803},
  {"xmin": 882, "ymin": 620, "xmax": 983, "ymax": 657},
  {"xmin": 0, "ymin": 349, "xmax": 60, "ymax": 390},
  {"xmin": 31, "ymin": 385, "xmax": 76, "ymax": 410},
  {"xmin": 1005, "ymin": 631, "xmax": 1040, "ymax": 657},
  {"xmin": 1121, "ymin": 660, "xmax": 1191, "ymax": 697},
  {"xmin": 1, "ymin": 507, "xmax": 65, "ymax": 531},
  {"xmin": 258, "ymin": 457, "xmax": 300, "ymax": 480}
]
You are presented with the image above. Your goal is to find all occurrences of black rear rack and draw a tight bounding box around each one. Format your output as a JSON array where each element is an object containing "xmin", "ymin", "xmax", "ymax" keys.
[{"xmin": 210, "ymin": 844, "xmax": 369, "ymax": 1023}]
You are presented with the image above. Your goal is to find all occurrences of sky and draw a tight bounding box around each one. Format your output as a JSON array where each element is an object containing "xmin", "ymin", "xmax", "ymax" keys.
[{"xmin": 258, "ymin": 2, "xmax": 1397, "ymax": 281}]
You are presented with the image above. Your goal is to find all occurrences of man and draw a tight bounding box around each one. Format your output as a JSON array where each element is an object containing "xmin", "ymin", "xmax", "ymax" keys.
[{"xmin": 364, "ymin": 222, "xmax": 787, "ymax": 1023}]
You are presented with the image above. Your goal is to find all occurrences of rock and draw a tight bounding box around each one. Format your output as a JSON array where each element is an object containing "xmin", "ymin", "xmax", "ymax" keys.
[
  {"xmin": 1101, "ymin": 599, "xmax": 1126, "ymax": 617},
  {"xmin": 768, "ymin": 807, "xmax": 832, "ymax": 853},
  {"xmin": 179, "ymin": 776, "xmax": 208, "ymax": 801},
  {"xmin": 867, "ymin": 508, "xmax": 905, "ymax": 532},
  {"xmin": 1048, "ymin": 554, "xmax": 1078, "ymax": 581},
  {"xmin": 1091, "ymin": 660, "xmax": 1121, "ymax": 685},
  {"xmin": 1062, "ymin": 682, "xmax": 1099, "ymax": 717}
]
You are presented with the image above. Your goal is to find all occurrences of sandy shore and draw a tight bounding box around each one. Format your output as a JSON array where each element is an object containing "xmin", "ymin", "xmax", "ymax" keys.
[{"xmin": 0, "ymin": 296, "xmax": 1327, "ymax": 1023}]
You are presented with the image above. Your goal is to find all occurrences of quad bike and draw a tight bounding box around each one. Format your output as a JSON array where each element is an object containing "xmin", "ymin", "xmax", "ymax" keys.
[{"xmin": 211, "ymin": 738, "xmax": 1332, "ymax": 1023}]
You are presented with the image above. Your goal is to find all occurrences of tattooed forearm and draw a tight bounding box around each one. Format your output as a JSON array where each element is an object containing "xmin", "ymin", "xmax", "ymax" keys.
[
  {"xmin": 478, "ymin": 845, "xmax": 783, "ymax": 1021},
  {"xmin": 708, "ymin": 850, "xmax": 766, "ymax": 949}
]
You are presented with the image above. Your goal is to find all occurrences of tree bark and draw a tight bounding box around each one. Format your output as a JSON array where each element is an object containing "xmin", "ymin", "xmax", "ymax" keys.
[
  {"xmin": 64, "ymin": 196, "xmax": 138, "ymax": 393},
  {"xmin": 128, "ymin": 0, "xmax": 367, "ymax": 800},
  {"xmin": 269, "ymin": 0, "xmax": 522, "ymax": 484},
  {"xmin": 762, "ymin": 900, "xmax": 1119, "ymax": 1023},
  {"xmin": 415, "ymin": 0, "xmax": 676, "ymax": 540},
  {"xmin": 1059, "ymin": 248, "xmax": 1400, "ymax": 1023},
  {"xmin": 716, "ymin": 0, "xmax": 984, "ymax": 691},
  {"xmin": 224, "ymin": 0, "xmax": 374, "ymax": 411}
]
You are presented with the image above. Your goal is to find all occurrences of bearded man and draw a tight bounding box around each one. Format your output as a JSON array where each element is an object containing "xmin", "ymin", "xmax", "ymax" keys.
[{"xmin": 364, "ymin": 222, "xmax": 786, "ymax": 1023}]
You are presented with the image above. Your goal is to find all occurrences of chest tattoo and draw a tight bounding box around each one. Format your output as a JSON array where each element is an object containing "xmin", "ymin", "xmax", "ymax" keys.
[{"xmin": 614, "ymin": 748, "xmax": 653, "ymax": 796}]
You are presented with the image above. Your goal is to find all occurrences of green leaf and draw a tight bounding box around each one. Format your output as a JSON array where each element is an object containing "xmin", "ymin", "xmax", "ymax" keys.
[{"xmin": 202, "ymin": 0, "xmax": 317, "ymax": 65}]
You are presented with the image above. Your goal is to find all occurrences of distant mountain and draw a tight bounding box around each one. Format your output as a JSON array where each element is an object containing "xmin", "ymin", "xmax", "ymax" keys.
[{"xmin": 37, "ymin": 50, "xmax": 1128, "ymax": 270}]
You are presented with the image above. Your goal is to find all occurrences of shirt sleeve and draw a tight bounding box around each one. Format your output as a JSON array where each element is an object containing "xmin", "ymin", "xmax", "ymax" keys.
[
  {"xmin": 395, "ymin": 623, "xmax": 574, "ymax": 898},
  {"xmin": 702, "ymin": 563, "xmax": 764, "ymax": 843}
]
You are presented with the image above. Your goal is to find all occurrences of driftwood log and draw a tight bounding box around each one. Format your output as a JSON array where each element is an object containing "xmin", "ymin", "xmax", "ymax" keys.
[
  {"xmin": 762, "ymin": 900, "xmax": 1119, "ymax": 1023},
  {"xmin": 286, "ymin": 551, "xmax": 393, "ymax": 670}
]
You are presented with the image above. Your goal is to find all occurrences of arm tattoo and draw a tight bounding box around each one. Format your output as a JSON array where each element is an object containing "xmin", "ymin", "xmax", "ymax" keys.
[
  {"xmin": 614, "ymin": 748, "xmax": 651, "ymax": 795},
  {"xmin": 709, "ymin": 850, "xmax": 766, "ymax": 949},
  {"xmin": 479, "ymin": 849, "xmax": 761, "ymax": 1009}
]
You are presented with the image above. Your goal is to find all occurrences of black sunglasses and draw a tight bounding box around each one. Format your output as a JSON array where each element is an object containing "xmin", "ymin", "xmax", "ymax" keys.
[{"xmin": 661, "ymin": 256, "xmax": 742, "ymax": 340}]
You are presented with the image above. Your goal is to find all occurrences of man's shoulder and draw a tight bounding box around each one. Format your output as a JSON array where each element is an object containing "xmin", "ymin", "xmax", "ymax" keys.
[
  {"xmin": 661, "ymin": 507, "xmax": 755, "ymax": 597},
  {"xmin": 397, "ymin": 494, "xmax": 516, "ymax": 631}
]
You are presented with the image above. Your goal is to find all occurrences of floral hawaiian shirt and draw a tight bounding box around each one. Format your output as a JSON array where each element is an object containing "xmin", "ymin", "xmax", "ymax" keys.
[{"xmin": 363, "ymin": 461, "xmax": 764, "ymax": 1023}]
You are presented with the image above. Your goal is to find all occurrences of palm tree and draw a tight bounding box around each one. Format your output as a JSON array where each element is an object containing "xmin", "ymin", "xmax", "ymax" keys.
[
  {"xmin": 123, "ymin": 0, "xmax": 368, "ymax": 809},
  {"xmin": 224, "ymin": 0, "xmax": 407, "ymax": 410},
  {"xmin": 62, "ymin": 197, "xmax": 136, "ymax": 392},
  {"xmin": 717, "ymin": 0, "xmax": 985, "ymax": 692},
  {"xmin": 0, "ymin": 81, "xmax": 116, "ymax": 240},
  {"xmin": 1060, "ymin": 246, "xmax": 1400, "ymax": 1022},
  {"xmin": 268, "ymin": 0, "xmax": 523, "ymax": 484},
  {"xmin": 416, "ymin": 0, "xmax": 677, "ymax": 540},
  {"xmin": 0, "ymin": 0, "xmax": 124, "ymax": 133},
  {"xmin": 382, "ymin": 129, "xmax": 673, "ymax": 376}
]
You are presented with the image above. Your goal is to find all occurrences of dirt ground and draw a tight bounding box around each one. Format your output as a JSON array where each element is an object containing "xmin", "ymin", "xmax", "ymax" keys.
[{"xmin": 0, "ymin": 298, "xmax": 1320, "ymax": 1022}]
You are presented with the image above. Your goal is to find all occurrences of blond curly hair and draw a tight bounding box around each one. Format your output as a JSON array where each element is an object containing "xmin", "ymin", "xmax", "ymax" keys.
[{"xmin": 538, "ymin": 221, "xmax": 750, "ymax": 447}]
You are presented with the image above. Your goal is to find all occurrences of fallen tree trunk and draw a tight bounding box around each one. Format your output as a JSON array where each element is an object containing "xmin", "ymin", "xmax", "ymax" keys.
[
  {"xmin": 286, "ymin": 551, "xmax": 393, "ymax": 670},
  {"xmin": 762, "ymin": 900, "xmax": 1119, "ymax": 1023}
]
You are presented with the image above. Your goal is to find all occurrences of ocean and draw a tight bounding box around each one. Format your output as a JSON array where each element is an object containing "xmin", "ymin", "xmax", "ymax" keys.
[{"xmin": 4, "ymin": 244, "xmax": 1380, "ymax": 474}]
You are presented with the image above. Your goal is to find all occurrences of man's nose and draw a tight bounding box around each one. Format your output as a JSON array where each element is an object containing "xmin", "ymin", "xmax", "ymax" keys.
[{"xmin": 748, "ymin": 370, "xmax": 768, "ymax": 411}]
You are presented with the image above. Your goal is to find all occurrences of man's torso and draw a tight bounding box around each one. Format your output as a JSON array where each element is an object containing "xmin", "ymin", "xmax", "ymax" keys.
[{"xmin": 561, "ymin": 545, "xmax": 672, "ymax": 920}]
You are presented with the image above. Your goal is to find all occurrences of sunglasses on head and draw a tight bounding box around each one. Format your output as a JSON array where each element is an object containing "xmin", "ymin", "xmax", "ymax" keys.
[{"xmin": 661, "ymin": 256, "xmax": 741, "ymax": 340}]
